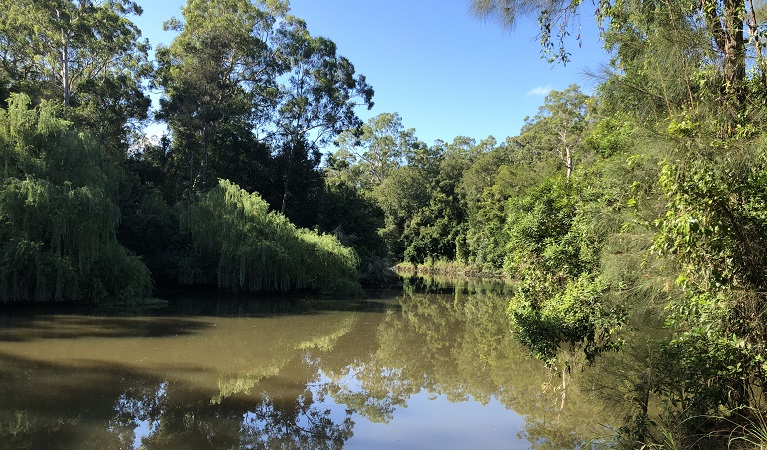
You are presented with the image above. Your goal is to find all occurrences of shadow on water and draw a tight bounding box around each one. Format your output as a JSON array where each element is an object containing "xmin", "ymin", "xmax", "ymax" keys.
[
  {"xmin": 0, "ymin": 315, "xmax": 213, "ymax": 342},
  {"xmin": 165, "ymin": 290, "xmax": 402, "ymax": 317},
  {"xmin": 0, "ymin": 290, "xmax": 403, "ymax": 344}
]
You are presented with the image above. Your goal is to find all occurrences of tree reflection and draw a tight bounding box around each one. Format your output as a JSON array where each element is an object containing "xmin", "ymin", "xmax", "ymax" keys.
[
  {"xmin": 0, "ymin": 354, "xmax": 355, "ymax": 450},
  {"xmin": 319, "ymin": 278, "xmax": 618, "ymax": 447},
  {"xmin": 0, "ymin": 279, "xmax": 620, "ymax": 449}
]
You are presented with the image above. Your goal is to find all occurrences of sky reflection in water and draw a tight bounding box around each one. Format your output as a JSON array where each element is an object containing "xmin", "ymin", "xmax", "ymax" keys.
[{"xmin": 0, "ymin": 278, "xmax": 615, "ymax": 449}]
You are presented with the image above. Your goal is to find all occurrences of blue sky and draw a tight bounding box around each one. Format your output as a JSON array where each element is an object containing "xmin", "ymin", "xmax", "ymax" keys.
[{"xmin": 133, "ymin": 1, "xmax": 608, "ymax": 146}]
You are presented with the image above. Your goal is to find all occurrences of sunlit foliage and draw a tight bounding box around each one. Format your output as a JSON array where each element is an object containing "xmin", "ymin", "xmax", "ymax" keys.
[{"xmin": 180, "ymin": 179, "xmax": 360, "ymax": 295}]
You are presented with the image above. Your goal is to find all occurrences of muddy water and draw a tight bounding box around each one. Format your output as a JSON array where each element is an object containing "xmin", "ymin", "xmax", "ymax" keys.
[{"xmin": 0, "ymin": 278, "xmax": 616, "ymax": 449}]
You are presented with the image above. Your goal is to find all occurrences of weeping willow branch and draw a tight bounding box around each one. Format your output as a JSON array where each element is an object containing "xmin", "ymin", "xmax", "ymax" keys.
[
  {"xmin": 0, "ymin": 94, "xmax": 151, "ymax": 303},
  {"xmin": 180, "ymin": 179, "xmax": 361, "ymax": 295}
]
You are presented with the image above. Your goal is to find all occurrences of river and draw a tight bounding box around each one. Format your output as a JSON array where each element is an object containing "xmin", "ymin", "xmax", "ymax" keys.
[{"xmin": 0, "ymin": 276, "xmax": 619, "ymax": 449}]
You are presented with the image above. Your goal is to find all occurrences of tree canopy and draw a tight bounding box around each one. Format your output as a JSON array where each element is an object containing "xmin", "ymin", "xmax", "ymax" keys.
[{"xmin": 3, "ymin": 1, "xmax": 767, "ymax": 446}]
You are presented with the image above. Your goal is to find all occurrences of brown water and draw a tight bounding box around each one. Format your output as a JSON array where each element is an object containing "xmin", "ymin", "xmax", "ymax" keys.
[{"xmin": 0, "ymin": 277, "xmax": 616, "ymax": 449}]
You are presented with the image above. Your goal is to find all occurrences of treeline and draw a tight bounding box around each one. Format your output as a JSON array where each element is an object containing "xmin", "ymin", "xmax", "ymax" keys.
[
  {"xmin": 451, "ymin": 0, "xmax": 767, "ymax": 448},
  {"xmin": 321, "ymin": 0, "xmax": 767, "ymax": 446},
  {"xmin": 0, "ymin": 0, "xmax": 377, "ymax": 300},
  {"xmin": 3, "ymin": 0, "xmax": 767, "ymax": 446}
]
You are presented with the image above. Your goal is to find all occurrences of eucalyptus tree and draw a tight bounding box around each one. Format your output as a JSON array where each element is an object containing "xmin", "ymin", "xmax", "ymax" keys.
[
  {"xmin": 156, "ymin": 0, "xmax": 373, "ymax": 213},
  {"xmin": 154, "ymin": 0, "xmax": 287, "ymax": 196},
  {"xmin": 522, "ymin": 85, "xmax": 589, "ymax": 179},
  {"xmin": 0, "ymin": 0, "xmax": 151, "ymax": 148},
  {"xmin": 331, "ymin": 112, "xmax": 417, "ymax": 191},
  {"xmin": 0, "ymin": 0, "xmax": 149, "ymax": 104},
  {"xmin": 271, "ymin": 16, "xmax": 374, "ymax": 217}
]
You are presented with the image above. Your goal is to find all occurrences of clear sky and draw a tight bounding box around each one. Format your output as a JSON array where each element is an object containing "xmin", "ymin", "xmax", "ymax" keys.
[{"xmin": 132, "ymin": 0, "xmax": 608, "ymax": 146}]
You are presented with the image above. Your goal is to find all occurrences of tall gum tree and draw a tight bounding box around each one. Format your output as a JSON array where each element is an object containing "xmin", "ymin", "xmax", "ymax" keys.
[
  {"xmin": 331, "ymin": 112, "xmax": 418, "ymax": 191},
  {"xmin": 155, "ymin": 0, "xmax": 288, "ymax": 195},
  {"xmin": 525, "ymin": 85, "xmax": 589, "ymax": 179},
  {"xmin": 0, "ymin": 0, "xmax": 152, "ymax": 155},
  {"xmin": 156, "ymin": 0, "xmax": 373, "ymax": 211},
  {"xmin": 272, "ymin": 15, "xmax": 374, "ymax": 216},
  {"xmin": 0, "ymin": 0, "xmax": 150, "ymax": 107}
]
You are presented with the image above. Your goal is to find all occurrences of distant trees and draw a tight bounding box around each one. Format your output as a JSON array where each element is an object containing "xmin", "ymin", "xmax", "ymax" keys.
[
  {"xmin": 522, "ymin": 85, "xmax": 588, "ymax": 179},
  {"xmin": 332, "ymin": 112, "xmax": 414, "ymax": 190}
]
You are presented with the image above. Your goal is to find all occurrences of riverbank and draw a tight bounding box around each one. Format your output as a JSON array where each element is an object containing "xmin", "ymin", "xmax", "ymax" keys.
[{"xmin": 394, "ymin": 260, "xmax": 505, "ymax": 279}]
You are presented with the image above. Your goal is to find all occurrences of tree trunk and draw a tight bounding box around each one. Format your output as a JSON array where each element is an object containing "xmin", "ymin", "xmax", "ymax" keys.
[
  {"xmin": 56, "ymin": 9, "xmax": 71, "ymax": 106},
  {"xmin": 703, "ymin": 0, "xmax": 746, "ymax": 112},
  {"xmin": 281, "ymin": 142, "xmax": 295, "ymax": 215},
  {"xmin": 722, "ymin": 0, "xmax": 746, "ymax": 105},
  {"xmin": 560, "ymin": 368, "xmax": 568, "ymax": 410}
]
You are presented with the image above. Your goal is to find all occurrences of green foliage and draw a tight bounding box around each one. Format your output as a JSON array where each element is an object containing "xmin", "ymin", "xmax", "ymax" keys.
[
  {"xmin": 503, "ymin": 175, "xmax": 580, "ymax": 277},
  {"xmin": 655, "ymin": 147, "xmax": 767, "ymax": 291},
  {"xmin": 522, "ymin": 85, "xmax": 589, "ymax": 178},
  {"xmin": 117, "ymin": 168, "xmax": 181, "ymax": 284},
  {"xmin": 156, "ymin": 0, "xmax": 373, "ymax": 222},
  {"xmin": 401, "ymin": 142, "xmax": 474, "ymax": 263},
  {"xmin": 501, "ymin": 174, "xmax": 627, "ymax": 385},
  {"xmin": 330, "ymin": 112, "xmax": 415, "ymax": 191},
  {"xmin": 180, "ymin": 179, "xmax": 361, "ymax": 295},
  {"xmin": 582, "ymin": 112, "xmax": 637, "ymax": 159},
  {"xmin": 154, "ymin": 0, "xmax": 283, "ymax": 196},
  {"xmin": 315, "ymin": 179, "xmax": 387, "ymax": 278},
  {"xmin": 648, "ymin": 142, "xmax": 767, "ymax": 438},
  {"xmin": 0, "ymin": 0, "xmax": 152, "ymax": 155},
  {"xmin": 509, "ymin": 275, "xmax": 624, "ymax": 369},
  {"xmin": 0, "ymin": 94, "xmax": 150, "ymax": 302},
  {"xmin": 492, "ymin": 116, "xmax": 672, "ymax": 411},
  {"xmin": 462, "ymin": 139, "xmax": 554, "ymax": 271},
  {"xmin": 373, "ymin": 165, "xmax": 431, "ymax": 259}
]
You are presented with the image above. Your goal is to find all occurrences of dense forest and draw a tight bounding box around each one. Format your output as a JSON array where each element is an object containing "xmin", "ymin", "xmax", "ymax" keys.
[{"xmin": 2, "ymin": 0, "xmax": 767, "ymax": 448}]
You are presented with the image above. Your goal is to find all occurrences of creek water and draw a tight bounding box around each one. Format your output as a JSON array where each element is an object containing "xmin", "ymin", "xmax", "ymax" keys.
[{"xmin": 0, "ymin": 277, "xmax": 618, "ymax": 449}]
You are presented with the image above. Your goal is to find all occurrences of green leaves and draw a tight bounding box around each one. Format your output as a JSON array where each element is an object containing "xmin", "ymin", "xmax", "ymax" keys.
[
  {"xmin": 654, "ymin": 148, "xmax": 767, "ymax": 291},
  {"xmin": 509, "ymin": 275, "xmax": 624, "ymax": 369},
  {"xmin": 0, "ymin": 94, "xmax": 150, "ymax": 302},
  {"xmin": 180, "ymin": 179, "xmax": 361, "ymax": 295}
]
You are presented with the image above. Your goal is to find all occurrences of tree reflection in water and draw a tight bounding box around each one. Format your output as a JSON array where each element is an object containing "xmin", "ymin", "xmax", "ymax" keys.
[
  {"xmin": 319, "ymin": 276, "xmax": 619, "ymax": 447},
  {"xmin": 0, "ymin": 277, "xmax": 619, "ymax": 449}
]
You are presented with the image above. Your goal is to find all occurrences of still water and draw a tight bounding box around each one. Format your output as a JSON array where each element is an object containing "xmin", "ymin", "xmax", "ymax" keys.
[{"xmin": 0, "ymin": 277, "xmax": 616, "ymax": 449}]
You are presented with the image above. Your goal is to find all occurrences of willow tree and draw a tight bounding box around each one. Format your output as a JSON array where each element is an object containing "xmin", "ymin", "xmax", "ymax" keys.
[
  {"xmin": 180, "ymin": 179, "xmax": 360, "ymax": 295},
  {"xmin": 0, "ymin": 94, "xmax": 151, "ymax": 302}
]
